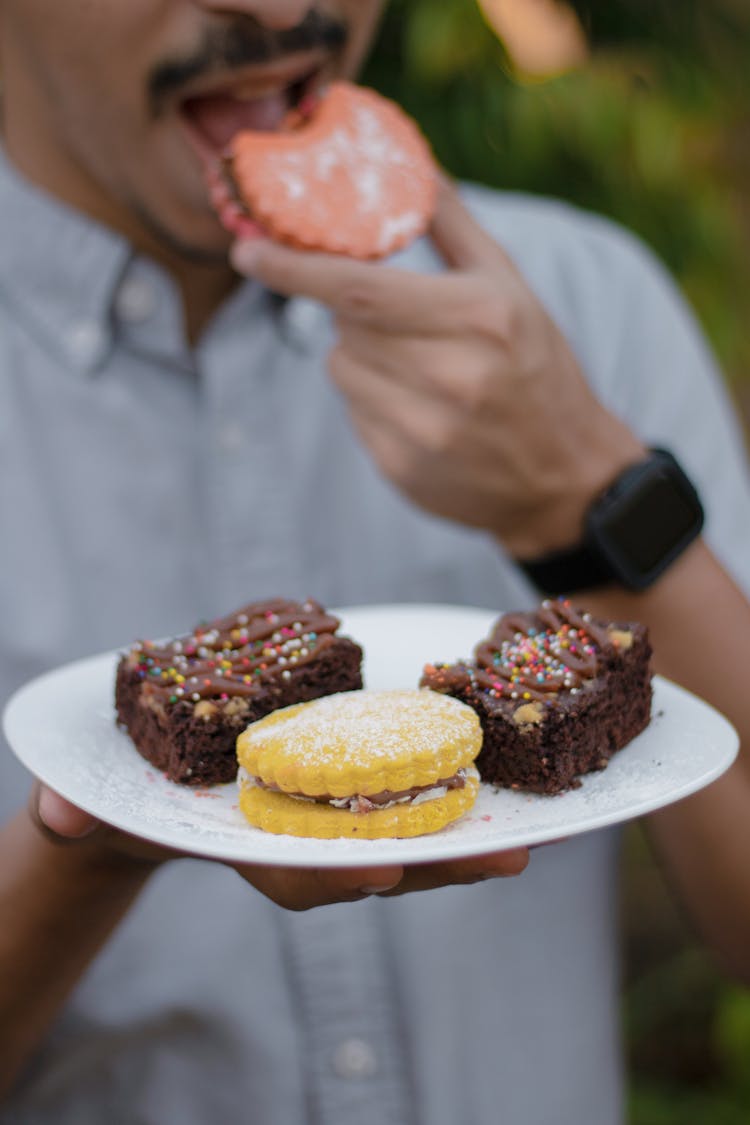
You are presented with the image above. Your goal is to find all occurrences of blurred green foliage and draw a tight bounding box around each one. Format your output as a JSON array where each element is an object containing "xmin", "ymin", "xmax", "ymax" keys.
[
  {"xmin": 623, "ymin": 868, "xmax": 750, "ymax": 1123},
  {"xmin": 366, "ymin": 4, "xmax": 750, "ymax": 1121},
  {"xmin": 364, "ymin": 0, "xmax": 750, "ymax": 385},
  {"xmin": 610, "ymin": 815, "xmax": 750, "ymax": 1123}
]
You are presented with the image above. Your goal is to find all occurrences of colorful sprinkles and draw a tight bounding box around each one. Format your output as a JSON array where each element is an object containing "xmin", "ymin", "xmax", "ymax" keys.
[
  {"xmin": 127, "ymin": 599, "xmax": 337, "ymax": 707},
  {"xmin": 425, "ymin": 599, "xmax": 613, "ymax": 704}
]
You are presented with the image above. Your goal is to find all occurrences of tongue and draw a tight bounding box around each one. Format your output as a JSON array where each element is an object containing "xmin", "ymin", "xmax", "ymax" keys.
[{"xmin": 185, "ymin": 91, "xmax": 289, "ymax": 152}]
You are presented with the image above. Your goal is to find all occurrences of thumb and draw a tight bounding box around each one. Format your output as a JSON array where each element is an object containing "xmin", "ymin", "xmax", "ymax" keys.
[
  {"xmin": 31, "ymin": 782, "xmax": 100, "ymax": 841},
  {"xmin": 430, "ymin": 174, "xmax": 520, "ymax": 276}
]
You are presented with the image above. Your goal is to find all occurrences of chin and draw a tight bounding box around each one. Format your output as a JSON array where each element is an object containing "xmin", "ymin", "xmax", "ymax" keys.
[
  {"xmin": 130, "ymin": 194, "xmax": 234, "ymax": 265},
  {"xmin": 171, "ymin": 221, "xmax": 234, "ymax": 265}
]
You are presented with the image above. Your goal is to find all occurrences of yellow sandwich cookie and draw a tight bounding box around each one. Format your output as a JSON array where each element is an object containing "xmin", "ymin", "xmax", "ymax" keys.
[{"xmin": 235, "ymin": 688, "xmax": 482, "ymax": 839}]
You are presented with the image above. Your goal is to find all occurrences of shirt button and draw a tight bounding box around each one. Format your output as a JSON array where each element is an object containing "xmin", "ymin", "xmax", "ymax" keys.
[
  {"xmin": 65, "ymin": 321, "xmax": 106, "ymax": 364},
  {"xmin": 331, "ymin": 1038, "xmax": 379, "ymax": 1079},
  {"xmin": 115, "ymin": 277, "xmax": 156, "ymax": 323},
  {"xmin": 283, "ymin": 297, "xmax": 323, "ymax": 351}
]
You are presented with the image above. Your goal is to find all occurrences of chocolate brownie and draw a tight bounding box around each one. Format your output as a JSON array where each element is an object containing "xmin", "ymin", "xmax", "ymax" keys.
[
  {"xmin": 115, "ymin": 598, "xmax": 363, "ymax": 785},
  {"xmin": 420, "ymin": 599, "xmax": 652, "ymax": 795}
]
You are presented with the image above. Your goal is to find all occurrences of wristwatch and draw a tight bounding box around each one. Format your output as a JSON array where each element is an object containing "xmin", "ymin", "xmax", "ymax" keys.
[{"xmin": 518, "ymin": 448, "xmax": 704, "ymax": 594}]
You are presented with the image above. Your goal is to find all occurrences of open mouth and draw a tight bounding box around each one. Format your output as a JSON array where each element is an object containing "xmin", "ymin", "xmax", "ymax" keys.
[{"xmin": 179, "ymin": 58, "xmax": 325, "ymax": 162}]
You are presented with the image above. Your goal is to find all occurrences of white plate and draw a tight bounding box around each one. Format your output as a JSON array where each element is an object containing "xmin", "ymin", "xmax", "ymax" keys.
[{"xmin": 2, "ymin": 605, "xmax": 739, "ymax": 867}]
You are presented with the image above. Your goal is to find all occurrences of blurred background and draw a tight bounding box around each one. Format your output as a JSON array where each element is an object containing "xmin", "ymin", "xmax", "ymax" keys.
[{"xmin": 365, "ymin": 3, "xmax": 750, "ymax": 1123}]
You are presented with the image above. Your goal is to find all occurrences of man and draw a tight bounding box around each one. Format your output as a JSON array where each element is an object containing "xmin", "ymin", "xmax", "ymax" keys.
[{"xmin": 1, "ymin": 2, "xmax": 750, "ymax": 1122}]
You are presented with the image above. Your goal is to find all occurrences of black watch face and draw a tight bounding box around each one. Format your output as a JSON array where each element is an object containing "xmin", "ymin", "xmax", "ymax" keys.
[{"xmin": 592, "ymin": 461, "xmax": 703, "ymax": 586}]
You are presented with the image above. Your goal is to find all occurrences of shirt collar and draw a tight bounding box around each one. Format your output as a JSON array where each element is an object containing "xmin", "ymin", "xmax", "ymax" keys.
[
  {"xmin": 0, "ymin": 144, "xmax": 330, "ymax": 375},
  {"xmin": 0, "ymin": 144, "xmax": 131, "ymax": 375}
]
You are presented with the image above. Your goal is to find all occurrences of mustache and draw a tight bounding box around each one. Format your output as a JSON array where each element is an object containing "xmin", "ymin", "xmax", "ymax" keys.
[{"xmin": 148, "ymin": 11, "xmax": 348, "ymax": 116}]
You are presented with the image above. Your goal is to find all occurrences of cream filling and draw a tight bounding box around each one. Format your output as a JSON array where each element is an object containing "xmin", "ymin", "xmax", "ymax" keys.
[{"xmin": 237, "ymin": 765, "xmax": 475, "ymax": 813}]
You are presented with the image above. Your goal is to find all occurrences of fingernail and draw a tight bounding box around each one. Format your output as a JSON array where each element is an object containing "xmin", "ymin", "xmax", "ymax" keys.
[{"xmin": 358, "ymin": 883, "xmax": 398, "ymax": 896}]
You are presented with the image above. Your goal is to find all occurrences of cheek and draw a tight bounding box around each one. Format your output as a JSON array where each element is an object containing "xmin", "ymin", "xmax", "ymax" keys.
[
  {"xmin": 4, "ymin": 0, "xmax": 226, "ymax": 251},
  {"xmin": 16, "ymin": 0, "xmax": 169, "ymax": 131},
  {"xmin": 45, "ymin": 60, "xmax": 147, "ymax": 200},
  {"xmin": 10, "ymin": 6, "xmax": 148, "ymax": 147}
]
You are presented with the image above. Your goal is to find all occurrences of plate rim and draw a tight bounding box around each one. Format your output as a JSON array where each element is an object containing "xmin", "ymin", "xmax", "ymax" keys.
[{"xmin": 2, "ymin": 604, "xmax": 740, "ymax": 866}]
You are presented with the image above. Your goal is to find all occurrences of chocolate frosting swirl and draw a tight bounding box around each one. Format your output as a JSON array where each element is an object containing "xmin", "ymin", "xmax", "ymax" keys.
[
  {"xmin": 425, "ymin": 600, "xmax": 619, "ymax": 703},
  {"xmin": 128, "ymin": 598, "xmax": 342, "ymax": 705}
]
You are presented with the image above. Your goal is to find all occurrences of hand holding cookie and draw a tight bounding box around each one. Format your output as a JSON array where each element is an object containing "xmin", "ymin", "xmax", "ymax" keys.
[{"xmin": 232, "ymin": 177, "xmax": 644, "ymax": 559}]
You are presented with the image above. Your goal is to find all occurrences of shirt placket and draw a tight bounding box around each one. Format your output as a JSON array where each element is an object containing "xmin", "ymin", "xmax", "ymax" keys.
[
  {"xmin": 197, "ymin": 297, "xmax": 303, "ymax": 607},
  {"xmin": 278, "ymin": 898, "xmax": 414, "ymax": 1125}
]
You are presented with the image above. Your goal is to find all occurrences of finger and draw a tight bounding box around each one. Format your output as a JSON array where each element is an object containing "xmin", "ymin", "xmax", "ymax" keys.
[
  {"xmin": 329, "ymin": 344, "xmax": 513, "ymax": 478},
  {"xmin": 336, "ymin": 318, "xmax": 518, "ymax": 412},
  {"xmin": 231, "ymin": 237, "xmax": 485, "ymax": 335},
  {"xmin": 235, "ymin": 863, "xmax": 404, "ymax": 911},
  {"xmin": 29, "ymin": 782, "xmax": 100, "ymax": 843},
  {"xmin": 429, "ymin": 174, "xmax": 521, "ymax": 277},
  {"xmin": 336, "ymin": 321, "xmax": 470, "ymax": 397},
  {"xmin": 381, "ymin": 847, "xmax": 530, "ymax": 897},
  {"xmin": 329, "ymin": 343, "xmax": 448, "ymax": 424},
  {"xmin": 329, "ymin": 350, "xmax": 463, "ymax": 476}
]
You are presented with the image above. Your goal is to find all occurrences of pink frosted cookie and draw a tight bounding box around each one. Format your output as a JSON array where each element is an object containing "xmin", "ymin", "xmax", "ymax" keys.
[{"xmin": 209, "ymin": 81, "xmax": 438, "ymax": 259}]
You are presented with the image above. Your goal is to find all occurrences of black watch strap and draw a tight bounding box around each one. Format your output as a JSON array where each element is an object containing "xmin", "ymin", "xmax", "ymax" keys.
[
  {"xmin": 518, "ymin": 542, "xmax": 613, "ymax": 595},
  {"xmin": 517, "ymin": 448, "xmax": 704, "ymax": 595}
]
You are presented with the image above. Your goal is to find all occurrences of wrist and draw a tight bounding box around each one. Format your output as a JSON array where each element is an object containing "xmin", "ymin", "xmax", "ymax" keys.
[
  {"xmin": 501, "ymin": 435, "xmax": 647, "ymax": 560},
  {"xmin": 516, "ymin": 448, "xmax": 705, "ymax": 595}
]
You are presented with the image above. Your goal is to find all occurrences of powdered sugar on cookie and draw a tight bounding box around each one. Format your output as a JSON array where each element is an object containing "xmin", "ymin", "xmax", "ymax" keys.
[
  {"xmin": 239, "ymin": 688, "xmax": 478, "ymax": 769},
  {"xmin": 222, "ymin": 82, "xmax": 437, "ymax": 258}
]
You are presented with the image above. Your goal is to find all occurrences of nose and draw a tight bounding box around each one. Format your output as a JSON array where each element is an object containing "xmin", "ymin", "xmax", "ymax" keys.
[{"xmin": 195, "ymin": 1, "xmax": 317, "ymax": 31}]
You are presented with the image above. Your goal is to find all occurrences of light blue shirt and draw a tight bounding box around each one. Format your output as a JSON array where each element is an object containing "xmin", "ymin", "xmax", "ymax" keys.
[{"xmin": 2, "ymin": 146, "xmax": 750, "ymax": 1124}]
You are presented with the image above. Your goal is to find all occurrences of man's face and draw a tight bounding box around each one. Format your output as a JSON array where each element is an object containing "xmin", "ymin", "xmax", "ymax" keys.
[{"xmin": 0, "ymin": 1, "xmax": 385, "ymax": 260}]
